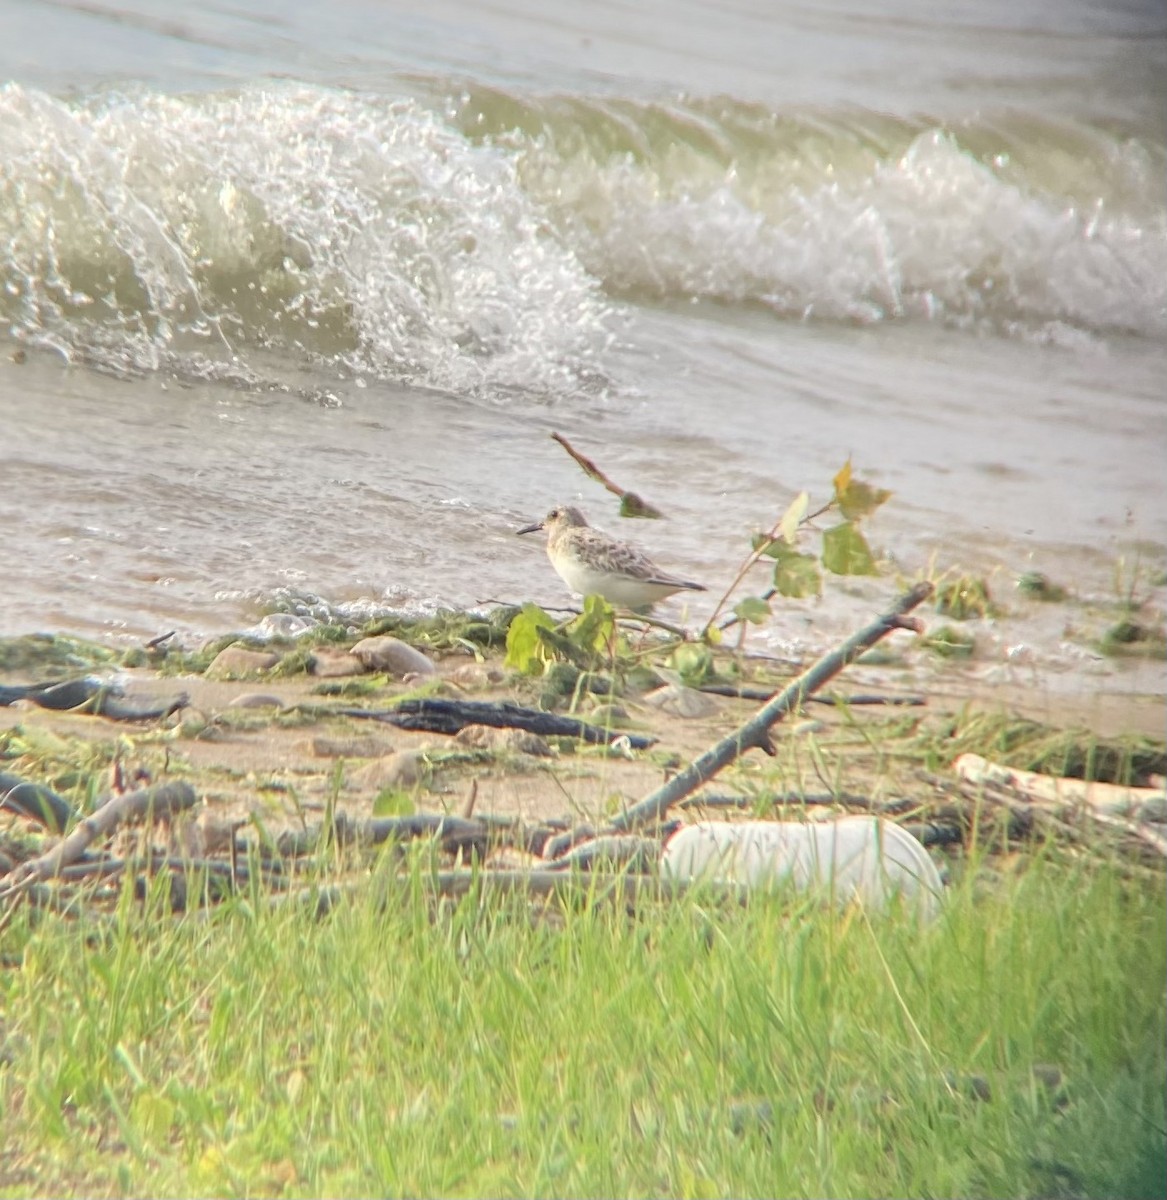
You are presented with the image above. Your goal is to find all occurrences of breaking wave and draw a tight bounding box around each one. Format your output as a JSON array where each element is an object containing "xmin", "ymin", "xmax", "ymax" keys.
[{"xmin": 2, "ymin": 78, "xmax": 1163, "ymax": 395}]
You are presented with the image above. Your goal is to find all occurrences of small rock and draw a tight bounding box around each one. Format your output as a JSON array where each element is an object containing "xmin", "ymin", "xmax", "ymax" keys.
[
  {"xmin": 503, "ymin": 729, "xmax": 553, "ymax": 757},
  {"xmin": 403, "ymin": 672, "xmax": 445, "ymax": 690},
  {"xmin": 205, "ymin": 645, "xmax": 281, "ymax": 680},
  {"xmin": 228, "ymin": 692, "xmax": 286, "ymax": 710},
  {"xmin": 642, "ymin": 684, "xmax": 719, "ymax": 719},
  {"xmin": 446, "ymin": 663, "xmax": 506, "ymax": 690},
  {"xmin": 175, "ymin": 809, "xmax": 237, "ymax": 857},
  {"xmin": 308, "ymin": 647, "xmax": 366, "ymax": 677},
  {"xmin": 587, "ymin": 702, "xmax": 629, "ymax": 726},
  {"xmin": 312, "ymin": 734, "xmax": 395, "ymax": 759},
  {"xmin": 792, "ymin": 719, "xmax": 826, "ymax": 736},
  {"xmin": 455, "ymin": 724, "xmax": 495, "ymax": 750},
  {"xmin": 351, "ymin": 751, "xmax": 427, "ymax": 790},
  {"xmin": 351, "ymin": 636, "xmax": 436, "ymax": 678},
  {"xmin": 454, "ymin": 725, "xmax": 552, "ymax": 757}
]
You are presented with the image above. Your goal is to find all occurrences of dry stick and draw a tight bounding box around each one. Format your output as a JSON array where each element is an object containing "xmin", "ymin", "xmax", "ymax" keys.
[
  {"xmin": 697, "ymin": 683, "xmax": 926, "ymax": 707},
  {"xmin": 459, "ymin": 779, "xmax": 479, "ymax": 820},
  {"xmin": 677, "ymin": 790, "xmax": 884, "ymax": 812},
  {"xmin": 550, "ymin": 432, "xmax": 664, "ymax": 518},
  {"xmin": 1087, "ymin": 809, "xmax": 1167, "ymax": 859},
  {"xmin": 952, "ymin": 765, "xmax": 1167, "ymax": 860},
  {"xmin": 604, "ymin": 583, "xmax": 933, "ymax": 835},
  {"xmin": 954, "ymin": 778, "xmax": 1072, "ymax": 845},
  {"xmin": 0, "ymin": 781, "xmax": 197, "ymax": 902},
  {"xmin": 954, "ymin": 753, "xmax": 1167, "ymax": 818}
]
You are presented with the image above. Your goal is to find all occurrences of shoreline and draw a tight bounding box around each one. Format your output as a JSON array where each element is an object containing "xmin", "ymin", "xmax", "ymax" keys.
[{"xmin": 2, "ymin": 612, "xmax": 1163, "ymax": 849}]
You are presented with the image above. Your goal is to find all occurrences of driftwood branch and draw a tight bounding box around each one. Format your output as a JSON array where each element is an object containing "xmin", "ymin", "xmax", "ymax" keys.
[
  {"xmin": 270, "ymin": 811, "xmax": 559, "ymax": 861},
  {"xmin": 955, "ymin": 754, "xmax": 1167, "ymax": 860},
  {"xmin": 546, "ymin": 834, "xmax": 666, "ymax": 872},
  {"xmin": 955, "ymin": 754, "xmax": 1167, "ymax": 820},
  {"xmin": 1, "ymin": 771, "xmax": 75, "ymax": 833},
  {"xmin": 677, "ymin": 790, "xmax": 886, "ymax": 812},
  {"xmin": 604, "ymin": 582, "xmax": 933, "ymax": 833},
  {"xmin": 550, "ymin": 432, "xmax": 664, "ymax": 519},
  {"xmin": 0, "ymin": 781, "xmax": 197, "ymax": 901},
  {"xmin": 697, "ymin": 684, "xmax": 925, "ymax": 708},
  {"xmin": 333, "ymin": 698, "xmax": 657, "ymax": 749},
  {"xmin": 0, "ymin": 678, "xmax": 188, "ymax": 721}
]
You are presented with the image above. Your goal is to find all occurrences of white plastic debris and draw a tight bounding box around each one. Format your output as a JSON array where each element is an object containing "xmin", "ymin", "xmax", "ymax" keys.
[{"xmin": 661, "ymin": 817, "xmax": 944, "ymax": 919}]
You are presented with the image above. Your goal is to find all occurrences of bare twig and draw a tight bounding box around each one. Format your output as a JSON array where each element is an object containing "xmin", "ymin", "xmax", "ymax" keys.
[
  {"xmin": 331, "ymin": 698, "xmax": 657, "ymax": 749},
  {"xmin": 1087, "ymin": 810, "xmax": 1167, "ymax": 859},
  {"xmin": 0, "ymin": 771, "xmax": 74, "ymax": 832},
  {"xmin": 547, "ymin": 835, "xmax": 664, "ymax": 872},
  {"xmin": 676, "ymin": 790, "xmax": 883, "ymax": 812},
  {"xmin": 605, "ymin": 583, "xmax": 933, "ymax": 833},
  {"xmin": 0, "ymin": 781, "xmax": 197, "ymax": 903},
  {"xmin": 697, "ymin": 684, "xmax": 925, "ymax": 707},
  {"xmin": 459, "ymin": 779, "xmax": 479, "ymax": 820},
  {"xmin": 550, "ymin": 432, "xmax": 664, "ymax": 518}
]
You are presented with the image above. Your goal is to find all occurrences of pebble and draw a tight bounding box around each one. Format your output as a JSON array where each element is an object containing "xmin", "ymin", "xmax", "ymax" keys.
[
  {"xmin": 205, "ymin": 645, "xmax": 281, "ymax": 680},
  {"xmin": 308, "ymin": 648, "xmax": 366, "ymax": 677},
  {"xmin": 228, "ymin": 692, "xmax": 286, "ymax": 710},
  {"xmin": 792, "ymin": 719, "xmax": 826, "ymax": 736},
  {"xmin": 174, "ymin": 809, "xmax": 237, "ymax": 857},
  {"xmin": 351, "ymin": 636, "xmax": 436, "ymax": 678},
  {"xmin": 454, "ymin": 724, "xmax": 553, "ymax": 757},
  {"xmin": 446, "ymin": 663, "xmax": 506, "ymax": 690},
  {"xmin": 642, "ymin": 684, "xmax": 719, "ymax": 719},
  {"xmin": 311, "ymin": 734, "xmax": 395, "ymax": 759},
  {"xmin": 351, "ymin": 750, "xmax": 427, "ymax": 790},
  {"xmin": 586, "ymin": 702, "xmax": 629, "ymax": 726}
]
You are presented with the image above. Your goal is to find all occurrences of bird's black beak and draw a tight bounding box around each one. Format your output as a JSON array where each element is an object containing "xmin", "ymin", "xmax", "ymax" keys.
[{"xmin": 516, "ymin": 520, "xmax": 544, "ymax": 536}]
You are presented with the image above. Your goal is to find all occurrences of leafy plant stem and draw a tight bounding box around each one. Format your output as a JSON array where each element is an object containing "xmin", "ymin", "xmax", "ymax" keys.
[{"xmin": 700, "ymin": 500, "xmax": 835, "ymax": 638}]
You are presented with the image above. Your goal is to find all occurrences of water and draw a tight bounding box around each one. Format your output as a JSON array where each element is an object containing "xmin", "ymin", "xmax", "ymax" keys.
[{"xmin": 1, "ymin": 0, "xmax": 1164, "ymax": 695}]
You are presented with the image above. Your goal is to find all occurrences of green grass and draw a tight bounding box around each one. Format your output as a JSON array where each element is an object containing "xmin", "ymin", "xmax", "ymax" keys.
[{"xmin": 1, "ymin": 851, "xmax": 1164, "ymax": 1198}]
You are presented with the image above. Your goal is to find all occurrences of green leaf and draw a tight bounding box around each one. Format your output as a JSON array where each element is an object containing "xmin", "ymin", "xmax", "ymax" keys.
[
  {"xmin": 504, "ymin": 602, "xmax": 556, "ymax": 674},
  {"xmin": 772, "ymin": 551, "xmax": 822, "ymax": 598},
  {"xmin": 618, "ymin": 492, "xmax": 664, "ymax": 519},
  {"xmin": 372, "ymin": 788, "xmax": 416, "ymax": 816},
  {"xmin": 779, "ymin": 491, "xmax": 810, "ymax": 543},
  {"xmin": 833, "ymin": 458, "xmax": 892, "ymax": 521},
  {"xmin": 821, "ymin": 522, "xmax": 878, "ymax": 576},
  {"xmin": 733, "ymin": 596, "xmax": 772, "ymax": 625},
  {"xmin": 568, "ymin": 593, "xmax": 616, "ymax": 654},
  {"xmin": 536, "ymin": 626, "xmax": 592, "ymax": 668},
  {"xmin": 670, "ymin": 642, "xmax": 714, "ymax": 686}
]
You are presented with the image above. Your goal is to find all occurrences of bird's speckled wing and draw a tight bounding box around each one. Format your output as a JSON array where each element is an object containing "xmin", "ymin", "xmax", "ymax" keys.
[{"xmin": 575, "ymin": 528, "xmax": 698, "ymax": 588}]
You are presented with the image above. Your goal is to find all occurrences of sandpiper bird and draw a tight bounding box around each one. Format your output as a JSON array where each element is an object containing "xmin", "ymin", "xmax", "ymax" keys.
[{"xmin": 517, "ymin": 504, "xmax": 706, "ymax": 609}]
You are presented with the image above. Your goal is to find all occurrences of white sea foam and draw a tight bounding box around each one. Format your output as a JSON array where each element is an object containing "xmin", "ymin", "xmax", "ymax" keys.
[
  {"xmin": 0, "ymin": 81, "xmax": 615, "ymax": 394},
  {"xmin": 1, "ymin": 80, "xmax": 1164, "ymax": 397}
]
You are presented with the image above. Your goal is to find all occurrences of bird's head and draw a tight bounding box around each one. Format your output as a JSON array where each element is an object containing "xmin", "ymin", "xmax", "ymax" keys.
[{"xmin": 516, "ymin": 505, "xmax": 589, "ymax": 536}]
